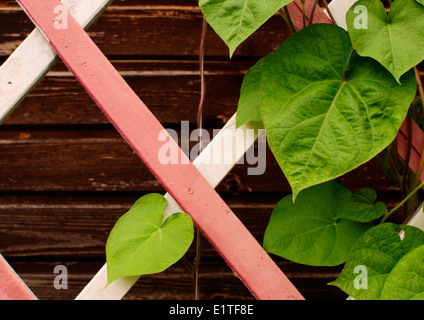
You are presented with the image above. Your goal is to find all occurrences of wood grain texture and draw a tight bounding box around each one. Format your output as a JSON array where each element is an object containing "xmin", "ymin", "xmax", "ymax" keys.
[
  {"xmin": 0, "ymin": 2, "xmax": 291, "ymax": 58},
  {"xmin": 16, "ymin": 0, "xmax": 304, "ymax": 300},
  {"xmin": 0, "ymin": 0, "xmax": 418, "ymax": 300},
  {"xmin": 0, "ymin": 254, "xmax": 37, "ymax": 299}
]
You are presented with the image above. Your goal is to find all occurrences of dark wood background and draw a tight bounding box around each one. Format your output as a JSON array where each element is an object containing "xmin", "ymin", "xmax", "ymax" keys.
[{"xmin": 0, "ymin": 0, "xmax": 421, "ymax": 300}]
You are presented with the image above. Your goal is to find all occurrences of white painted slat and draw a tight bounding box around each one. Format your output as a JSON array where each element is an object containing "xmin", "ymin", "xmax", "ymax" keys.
[
  {"xmin": 78, "ymin": 0, "xmax": 424, "ymax": 300},
  {"xmin": 75, "ymin": 113, "xmax": 265, "ymax": 299},
  {"xmin": 0, "ymin": 0, "xmax": 114, "ymax": 125},
  {"xmin": 6, "ymin": 0, "xmax": 422, "ymax": 300},
  {"xmin": 327, "ymin": 0, "xmax": 358, "ymax": 30}
]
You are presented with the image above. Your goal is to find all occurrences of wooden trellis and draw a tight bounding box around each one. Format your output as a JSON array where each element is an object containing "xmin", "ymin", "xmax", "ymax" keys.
[{"xmin": 0, "ymin": 0, "xmax": 423, "ymax": 300}]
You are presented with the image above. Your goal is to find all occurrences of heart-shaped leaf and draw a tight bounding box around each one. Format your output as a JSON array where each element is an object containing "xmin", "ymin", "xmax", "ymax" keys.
[
  {"xmin": 263, "ymin": 181, "xmax": 383, "ymax": 267},
  {"xmin": 346, "ymin": 0, "xmax": 424, "ymax": 83},
  {"xmin": 106, "ymin": 193, "xmax": 194, "ymax": 285},
  {"xmin": 339, "ymin": 188, "xmax": 387, "ymax": 223},
  {"xmin": 329, "ymin": 223, "xmax": 424, "ymax": 300},
  {"xmin": 199, "ymin": 0, "xmax": 295, "ymax": 57},
  {"xmin": 260, "ymin": 23, "xmax": 417, "ymax": 200},
  {"xmin": 381, "ymin": 245, "xmax": 424, "ymax": 300},
  {"xmin": 236, "ymin": 54, "xmax": 272, "ymax": 128}
]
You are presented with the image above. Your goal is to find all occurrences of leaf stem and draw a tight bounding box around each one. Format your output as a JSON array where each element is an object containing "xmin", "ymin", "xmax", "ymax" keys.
[
  {"xmin": 321, "ymin": 0, "xmax": 337, "ymax": 25},
  {"xmin": 309, "ymin": 0, "xmax": 320, "ymax": 25},
  {"xmin": 401, "ymin": 111, "xmax": 413, "ymax": 220},
  {"xmin": 279, "ymin": 7, "xmax": 297, "ymax": 34},
  {"xmin": 415, "ymin": 67, "xmax": 424, "ymax": 107},
  {"xmin": 300, "ymin": 0, "xmax": 306, "ymax": 28},
  {"xmin": 380, "ymin": 180, "xmax": 424, "ymax": 224}
]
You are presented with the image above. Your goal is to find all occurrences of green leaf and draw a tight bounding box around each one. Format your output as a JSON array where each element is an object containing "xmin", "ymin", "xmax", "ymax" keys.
[
  {"xmin": 381, "ymin": 245, "xmax": 424, "ymax": 300},
  {"xmin": 199, "ymin": 0, "xmax": 295, "ymax": 57},
  {"xmin": 236, "ymin": 54, "xmax": 272, "ymax": 129},
  {"xmin": 417, "ymin": 0, "xmax": 424, "ymax": 6},
  {"xmin": 260, "ymin": 23, "xmax": 417, "ymax": 200},
  {"xmin": 346, "ymin": 0, "xmax": 424, "ymax": 83},
  {"xmin": 263, "ymin": 181, "xmax": 378, "ymax": 267},
  {"xmin": 339, "ymin": 188, "xmax": 387, "ymax": 223},
  {"xmin": 106, "ymin": 193, "xmax": 194, "ymax": 285},
  {"xmin": 329, "ymin": 223, "xmax": 424, "ymax": 300}
]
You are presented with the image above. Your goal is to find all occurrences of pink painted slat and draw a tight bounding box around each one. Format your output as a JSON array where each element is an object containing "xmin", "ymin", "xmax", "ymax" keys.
[
  {"xmin": 397, "ymin": 119, "xmax": 424, "ymax": 182},
  {"xmin": 0, "ymin": 254, "xmax": 37, "ymax": 300},
  {"xmin": 288, "ymin": 0, "xmax": 331, "ymax": 29},
  {"xmin": 16, "ymin": 0, "xmax": 303, "ymax": 300}
]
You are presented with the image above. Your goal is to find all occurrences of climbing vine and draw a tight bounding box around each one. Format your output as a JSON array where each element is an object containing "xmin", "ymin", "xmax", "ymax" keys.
[{"xmin": 105, "ymin": 0, "xmax": 424, "ymax": 300}]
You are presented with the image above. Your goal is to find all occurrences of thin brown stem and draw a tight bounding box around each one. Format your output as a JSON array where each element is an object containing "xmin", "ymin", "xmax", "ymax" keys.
[
  {"xmin": 192, "ymin": 17, "xmax": 207, "ymax": 301},
  {"xmin": 193, "ymin": 229, "xmax": 202, "ymax": 300},
  {"xmin": 321, "ymin": 0, "xmax": 337, "ymax": 25},
  {"xmin": 415, "ymin": 67, "xmax": 424, "ymax": 105},
  {"xmin": 309, "ymin": 0, "xmax": 320, "ymax": 25},
  {"xmin": 279, "ymin": 7, "xmax": 297, "ymax": 34},
  {"xmin": 197, "ymin": 18, "xmax": 207, "ymax": 154},
  {"xmin": 401, "ymin": 111, "xmax": 413, "ymax": 220}
]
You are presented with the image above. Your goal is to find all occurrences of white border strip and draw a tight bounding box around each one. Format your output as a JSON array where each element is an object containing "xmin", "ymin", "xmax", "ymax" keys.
[{"xmin": 0, "ymin": 0, "xmax": 114, "ymax": 125}]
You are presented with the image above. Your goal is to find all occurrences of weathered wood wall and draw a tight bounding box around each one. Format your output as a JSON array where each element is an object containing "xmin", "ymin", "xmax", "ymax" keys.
[{"xmin": 0, "ymin": 0, "xmax": 421, "ymax": 300}]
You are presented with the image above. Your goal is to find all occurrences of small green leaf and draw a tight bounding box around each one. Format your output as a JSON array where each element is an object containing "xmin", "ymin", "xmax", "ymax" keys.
[
  {"xmin": 329, "ymin": 223, "xmax": 424, "ymax": 300},
  {"xmin": 260, "ymin": 23, "xmax": 417, "ymax": 199},
  {"xmin": 236, "ymin": 54, "xmax": 272, "ymax": 128},
  {"xmin": 106, "ymin": 194, "xmax": 194, "ymax": 285},
  {"xmin": 346, "ymin": 0, "xmax": 424, "ymax": 82},
  {"xmin": 381, "ymin": 245, "xmax": 424, "ymax": 300},
  {"xmin": 339, "ymin": 188, "xmax": 387, "ymax": 223},
  {"xmin": 199, "ymin": 0, "xmax": 295, "ymax": 57},
  {"xmin": 263, "ymin": 181, "xmax": 377, "ymax": 267},
  {"xmin": 417, "ymin": 0, "xmax": 424, "ymax": 5}
]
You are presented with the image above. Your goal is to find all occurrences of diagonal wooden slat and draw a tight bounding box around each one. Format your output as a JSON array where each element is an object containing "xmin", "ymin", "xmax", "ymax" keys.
[
  {"xmin": 75, "ymin": 0, "xmax": 333, "ymax": 300},
  {"xmin": 76, "ymin": 114, "xmax": 265, "ymax": 299},
  {"xmin": 0, "ymin": 0, "xmax": 114, "ymax": 125},
  {"xmin": 0, "ymin": 0, "xmax": 423, "ymax": 299},
  {"xmin": 0, "ymin": 254, "xmax": 37, "ymax": 300},
  {"xmin": 16, "ymin": 0, "xmax": 303, "ymax": 300},
  {"xmin": 0, "ymin": 0, "xmax": 114, "ymax": 300}
]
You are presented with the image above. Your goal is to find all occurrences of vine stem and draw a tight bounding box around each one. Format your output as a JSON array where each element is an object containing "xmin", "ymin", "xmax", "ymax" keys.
[
  {"xmin": 401, "ymin": 111, "xmax": 413, "ymax": 220},
  {"xmin": 380, "ymin": 180, "xmax": 424, "ymax": 224},
  {"xmin": 192, "ymin": 17, "xmax": 207, "ymax": 301},
  {"xmin": 321, "ymin": 0, "xmax": 337, "ymax": 25},
  {"xmin": 279, "ymin": 7, "xmax": 297, "ymax": 34},
  {"xmin": 415, "ymin": 67, "xmax": 424, "ymax": 106},
  {"xmin": 309, "ymin": 0, "xmax": 320, "ymax": 25}
]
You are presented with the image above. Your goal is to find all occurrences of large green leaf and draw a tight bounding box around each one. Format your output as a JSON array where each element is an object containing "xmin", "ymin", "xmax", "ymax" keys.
[
  {"xmin": 329, "ymin": 223, "xmax": 424, "ymax": 300},
  {"xmin": 199, "ymin": 0, "xmax": 294, "ymax": 57},
  {"xmin": 106, "ymin": 194, "xmax": 194, "ymax": 285},
  {"xmin": 263, "ymin": 181, "xmax": 383, "ymax": 267},
  {"xmin": 260, "ymin": 23, "xmax": 417, "ymax": 200},
  {"xmin": 346, "ymin": 0, "xmax": 424, "ymax": 83},
  {"xmin": 236, "ymin": 54, "xmax": 272, "ymax": 128},
  {"xmin": 381, "ymin": 245, "xmax": 424, "ymax": 300}
]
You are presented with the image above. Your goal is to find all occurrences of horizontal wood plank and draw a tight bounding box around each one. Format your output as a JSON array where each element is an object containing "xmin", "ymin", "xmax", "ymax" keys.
[
  {"xmin": 0, "ymin": 129, "xmax": 397, "ymax": 193},
  {"xmin": 2, "ymin": 60, "xmax": 250, "ymax": 126},
  {"xmin": 0, "ymin": 192, "xmax": 404, "ymax": 259},
  {"xmin": 6, "ymin": 260, "xmax": 346, "ymax": 300},
  {"xmin": 0, "ymin": 0, "xmax": 417, "ymax": 300},
  {"xmin": 0, "ymin": 5, "xmax": 291, "ymax": 58}
]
